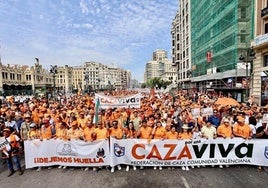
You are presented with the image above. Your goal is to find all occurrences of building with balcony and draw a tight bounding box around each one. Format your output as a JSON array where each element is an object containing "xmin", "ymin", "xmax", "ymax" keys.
[
  {"xmin": 252, "ymin": 0, "xmax": 268, "ymax": 106},
  {"xmin": 171, "ymin": 0, "xmax": 191, "ymax": 89},
  {"xmin": 190, "ymin": 0, "xmax": 255, "ymax": 102},
  {"xmin": 0, "ymin": 61, "xmax": 52, "ymax": 96},
  {"xmin": 0, "ymin": 59, "xmax": 130, "ymax": 96}
]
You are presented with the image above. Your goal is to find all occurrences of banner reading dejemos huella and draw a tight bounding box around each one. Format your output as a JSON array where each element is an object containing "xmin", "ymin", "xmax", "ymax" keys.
[
  {"xmin": 95, "ymin": 93, "xmax": 141, "ymax": 109},
  {"xmin": 24, "ymin": 139, "xmax": 110, "ymax": 169},
  {"xmin": 110, "ymin": 137, "xmax": 268, "ymax": 167}
]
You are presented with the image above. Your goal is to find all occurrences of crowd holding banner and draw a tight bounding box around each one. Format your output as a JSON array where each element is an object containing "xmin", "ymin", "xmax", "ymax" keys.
[
  {"xmin": 0, "ymin": 88, "xmax": 268, "ymax": 177},
  {"xmin": 24, "ymin": 137, "xmax": 268, "ymax": 169}
]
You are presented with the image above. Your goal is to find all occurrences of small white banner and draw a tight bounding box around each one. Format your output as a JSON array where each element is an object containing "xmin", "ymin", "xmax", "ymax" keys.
[
  {"xmin": 24, "ymin": 139, "xmax": 110, "ymax": 169},
  {"xmin": 262, "ymin": 114, "xmax": 268, "ymax": 123},
  {"xmin": 95, "ymin": 93, "xmax": 141, "ymax": 109},
  {"xmin": 201, "ymin": 107, "xmax": 214, "ymax": 117},
  {"xmin": 0, "ymin": 137, "xmax": 9, "ymax": 150},
  {"xmin": 191, "ymin": 108, "xmax": 200, "ymax": 119}
]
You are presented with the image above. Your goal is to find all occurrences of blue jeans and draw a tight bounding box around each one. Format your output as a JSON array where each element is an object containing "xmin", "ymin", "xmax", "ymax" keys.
[{"xmin": 6, "ymin": 155, "xmax": 21, "ymax": 171}]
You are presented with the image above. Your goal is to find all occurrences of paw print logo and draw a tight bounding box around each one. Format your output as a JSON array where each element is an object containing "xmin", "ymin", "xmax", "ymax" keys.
[{"xmin": 96, "ymin": 148, "xmax": 106, "ymax": 158}]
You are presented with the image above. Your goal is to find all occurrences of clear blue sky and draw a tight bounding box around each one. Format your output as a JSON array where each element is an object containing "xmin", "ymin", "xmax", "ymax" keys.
[{"xmin": 0, "ymin": 0, "xmax": 178, "ymax": 82}]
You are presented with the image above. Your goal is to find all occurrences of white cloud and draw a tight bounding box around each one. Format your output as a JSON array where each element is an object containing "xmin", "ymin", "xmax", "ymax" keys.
[
  {"xmin": 0, "ymin": 0, "xmax": 178, "ymax": 81},
  {"xmin": 80, "ymin": 0, "xmax": 89, "ymax": 14}
]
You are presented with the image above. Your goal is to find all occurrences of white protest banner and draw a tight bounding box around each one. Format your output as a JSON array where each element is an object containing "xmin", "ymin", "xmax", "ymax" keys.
[
  {"xmin": 24, "ymin": 139, "xmax": 110, "ymax": 169},
  {"xmin": 201, "ymin": 107, "xmax": 214, "ymax": 117},
  {"xmin": 95, "ymin": 93, "xmax": 141, "ymax": 109},
  {"xmin": 110, "ymin": 137, "xmax": 268, "ymax": 167},
  {"xmin": 0, "ymin": 137, "xmax": 9, "ymax": 150},
  {"xmin": 191, "ymin": 108, "xmax": 200, "ymax": 119},
  {"xmin": 262, "ymin": 114, "xmax": 268, "ymax": 123}
]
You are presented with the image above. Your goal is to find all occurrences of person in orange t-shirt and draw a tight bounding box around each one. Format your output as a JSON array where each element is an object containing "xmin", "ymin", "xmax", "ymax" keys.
[
  {"xmin": 178, "ymin": 124, "xmax": 192, "ymax": 171},
  {"xmin": 125, "ymin": 121, "xmax": 137, "ymax": 139},
  {"xmin": 40, "ymin": 118, "xmax": 54, "ymax": 140},
  {"xmin": 136, "ymin": 120, "xmax": 152, "ymax": 170},
  {"xmin": 178, "ymin": 124, "xmax": 192, "ymax": 140},
  {"xmin": 137, "ymin": 120, "xmax": 153, "ymax": 139},
  {"xmin": 233, "ymin": 116, "xmax": 252, "ymax": 139},
  {"xmin": 217, "ymin": 118, "xmax": 234, "ymax": 138},
  {"xmin": 83, "ymin": 121, "xmax": 95, "ymax": 142},
  {"xmin": 152, "ymin": 121, "xmax": 166, "ymax": 140},
  {"xmin": 67, "ymin": 121, "xmax": 84, "ymax": 140},
  {"xmin": 109, "ymin": 120, "xmax": 123, "ymax": 173},
  {"xmin": 166, "ymin": 126, "xmax": 178, "ymax": 139},
  {"xmin": 55, "ymin": 122, "xmax": 68, "ymax": 140},
  {"xmin": 77, "ymin": 112, "xmax": 87, "ymax": 130},
  {"xmin": 109, "ymin": 120, "xmax": 123, "ymax": 139},
  {"xmin": 152, "ymin": 120, "xmax": 167, "ymax": 171},
  {"xmin": 93, "ymin": 122, "xmax": 109, "ymax": 140}
]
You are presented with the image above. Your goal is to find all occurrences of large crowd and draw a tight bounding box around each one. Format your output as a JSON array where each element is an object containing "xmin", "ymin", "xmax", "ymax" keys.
[{"xmin": 0, "ymin": 89, "xmax": 268, "ymax": 177}]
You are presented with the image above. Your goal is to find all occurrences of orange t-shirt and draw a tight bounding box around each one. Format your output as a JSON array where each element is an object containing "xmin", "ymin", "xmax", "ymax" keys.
[
  {"xmin": 56, "ymin": 128, "xmax": 68, "ymax": 140},
  {"xmin": 139, "ymin": 127, "xmax": 152, "ymax": 139},
  {"xmin": 233, "ymin": 124, "xmax": 251, "ymax": 138},
  {"xmin": 217, "ymin": 124, "xmax": 233, "ymax": 138},
  {"xmin": 178, "ymin": 132, "xmax": 192, "ymax": 139},
  {"xmin": 153, "ymin": 126, "xmax": 167, "ymax": 139},
  {"xmin": 84, "ymin": 127, "xmax": 95, "ymax": 141},
  {"xmin": 109, "ymin": 127, "xmax": 123, "ymax": 139},
  {"xmin": 67, "ymin": 128, "xmax": 83, "ymax": 140},
  {"xmin": 166, "ymin": 131, "xmax": 178, "ymax": 139},
  {"xmin": 94, "ymin": 128, "xmax": 109, "ymax": 140},
  {"xmin": 40, "ymin": 125, "xmax": 53, "ymax": 139}
]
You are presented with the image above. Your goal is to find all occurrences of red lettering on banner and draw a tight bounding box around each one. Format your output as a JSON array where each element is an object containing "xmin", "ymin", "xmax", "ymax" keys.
[
  {"xmin": 132, "ymin": 144, "xmax": 145, "ymax": 159},
  {"xmin": 164, "ymin": 144, "xmax": 177, "ymax": 160},
  {"xmin": 177, "ymin": 145, "xmax": 192, "ymax": 159},
  {"xmin": 34, "ymin": 157, "xmax": 49, "ymax": 163},
  {"xmin": 73, "ymin": 158, "xmax": 104, "ymax": 163},
  {"xmin": 146, "ymin": 144, "xmax": 162, "ymax": 160}
]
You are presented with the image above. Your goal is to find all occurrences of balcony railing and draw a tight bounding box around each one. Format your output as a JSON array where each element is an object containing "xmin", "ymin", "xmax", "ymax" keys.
[{"xmin": 261, "ymin": 7, "xmax": 268, "ymax": 17}]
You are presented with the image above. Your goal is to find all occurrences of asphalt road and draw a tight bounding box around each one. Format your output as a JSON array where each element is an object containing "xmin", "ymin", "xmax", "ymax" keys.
[{"xmin": 1, "ymin": 158, "xmax": 268, "ymax": 188}]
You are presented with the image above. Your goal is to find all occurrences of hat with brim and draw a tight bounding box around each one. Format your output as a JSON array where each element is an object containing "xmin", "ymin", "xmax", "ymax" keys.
[
  {"xmin": 30, "ymin": 124, "xmax": 36, "ymax": 128},
  {"xmin": 3, "ymin": 128, "xmax": 11, "ymax": 132},
  {"xmin": 182, "ymin": 124, "xmax": 190, "ymax": 129}
]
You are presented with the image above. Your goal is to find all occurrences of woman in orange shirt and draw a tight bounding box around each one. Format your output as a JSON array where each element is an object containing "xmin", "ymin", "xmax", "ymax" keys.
[
  {"xmin": 55, "ymin": 122, "xmax": 68, "ymax": 140},
  {"xmin": 178, "ymin": 124, "xmax": 192, "ymax": 140},
  {"xmin": 152, "ymin": 121, "xmax": 167, "ymax": 140},
  {"xmin": 151, "ymin": 121, "xmax": 166, "ymax": 171},
  {"xmin": 166, "ymin": 126, "xmax": 178, "ymax": 139},
  {"xmin": 178, "ymin": 124, "xmax": 192, "ymax": 171},
  {"xmin": 125, "ymin": 121, "xmax": 137, "ymax": 139}
]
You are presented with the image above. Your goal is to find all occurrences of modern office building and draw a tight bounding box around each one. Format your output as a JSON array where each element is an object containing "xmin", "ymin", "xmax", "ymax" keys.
[
  {"xmin": 189, "ymin": 0, "xmax": 255, "ymax": 102},
  {"xmin": 145, "ymin": 49, "xmax": 177, "ymax": 83}
]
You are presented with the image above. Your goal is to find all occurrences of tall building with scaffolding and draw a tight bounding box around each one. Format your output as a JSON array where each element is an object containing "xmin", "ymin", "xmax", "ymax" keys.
[{"xmin": 190, "ymin": 0, "xmax": 255, "ymax": 101}]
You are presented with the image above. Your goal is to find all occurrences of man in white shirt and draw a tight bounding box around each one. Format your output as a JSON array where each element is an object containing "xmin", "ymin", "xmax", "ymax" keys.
[{"xmin": 201, "ymin": 121, "xmax": 217, "ymax": 139}]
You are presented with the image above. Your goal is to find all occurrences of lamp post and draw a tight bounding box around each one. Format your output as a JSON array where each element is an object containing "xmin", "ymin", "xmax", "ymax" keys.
[
  {"xmin": 50, "ymin": 65, "xmax": 58, "ymax": 98},
  {"xmin": 239, "ymin": 47, "xmax": 255, "ymax": 101}
]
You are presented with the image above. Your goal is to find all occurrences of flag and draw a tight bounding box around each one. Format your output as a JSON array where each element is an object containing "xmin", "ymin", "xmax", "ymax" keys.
[{"xmin": 93, "ymin": 98, "xmax": 101, "ymax": 124}]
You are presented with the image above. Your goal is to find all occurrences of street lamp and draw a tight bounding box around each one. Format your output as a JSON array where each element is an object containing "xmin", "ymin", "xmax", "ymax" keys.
[
  {"xmin": 238, "ymin": 47, "xmax": 255, "ymax": 101},
  {"xmin": 50, "ymin": 65, "xmax": 58, "ymax": 98}
]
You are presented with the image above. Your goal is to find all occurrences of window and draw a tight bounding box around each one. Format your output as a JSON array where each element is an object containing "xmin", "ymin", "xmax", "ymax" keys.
[
  {"xmin": 240, "ymin": 7, "xmax": 246, "ymax": 19},
  {"xmin": 240, "ymin": 35, "xmax": 246, "ymax": 43},
  {"xmin": 265, "ymin": 23, "xmax": 268, "ymax": 34},
  {"xmin": 263, "ymin": 54, "xmax": 268, "ymax": 67}
]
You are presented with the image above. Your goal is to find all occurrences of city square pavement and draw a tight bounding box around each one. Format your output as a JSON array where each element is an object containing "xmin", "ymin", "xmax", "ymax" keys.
[{"xmin": 0, "ymin": 157, "xmax": 268, "ymax": 188}]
